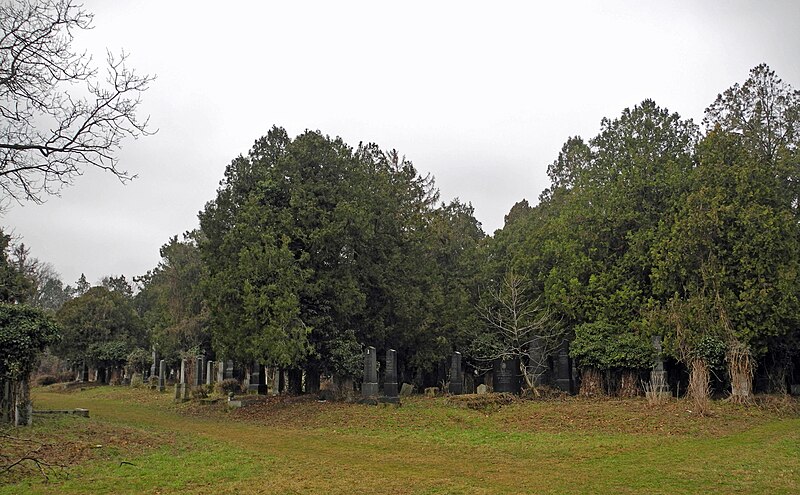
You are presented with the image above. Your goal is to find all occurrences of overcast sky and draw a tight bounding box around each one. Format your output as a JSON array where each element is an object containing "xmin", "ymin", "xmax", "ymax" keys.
[{"xmin": 2, "ymin": 0, "xmax": 799, "ymax": 287}]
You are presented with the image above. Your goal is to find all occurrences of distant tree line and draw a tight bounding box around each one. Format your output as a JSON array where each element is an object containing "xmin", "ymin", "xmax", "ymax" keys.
[{"xmin": 4, "ymin": 64, "xmax": 799, "ymax": 403}]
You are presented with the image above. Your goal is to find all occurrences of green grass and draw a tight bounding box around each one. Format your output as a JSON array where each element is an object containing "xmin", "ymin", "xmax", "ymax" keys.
[{"xmin": 1, "ymin": 387, "xmax": 798, "ymax": 494}]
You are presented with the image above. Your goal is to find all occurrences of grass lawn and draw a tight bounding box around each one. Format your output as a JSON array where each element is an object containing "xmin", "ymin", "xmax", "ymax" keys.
[{"xmin": 1, "ymin": 386, "xmax": 798, "ymax": 494}]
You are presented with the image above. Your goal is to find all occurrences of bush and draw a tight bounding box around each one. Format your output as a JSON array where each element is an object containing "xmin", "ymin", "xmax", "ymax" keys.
[
  {"xmin": 216, "ymin": 378, "xmax": 241, "ymax": 396},
  {"xmin": 191, "ymin": 384, "xmax": 211, "ymax": 399},
  {"xmin": 56, "ymin": 371, "xmax": 75, "ymax": 383},
  {"xmin": 36, "ymin": 374, "xmax": 58, "ymax": 386}
]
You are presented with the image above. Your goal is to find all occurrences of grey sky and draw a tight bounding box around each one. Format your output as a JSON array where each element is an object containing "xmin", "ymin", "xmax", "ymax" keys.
[{"xmin": 2, "ymin": 0, "xmax": 799, "ymax": 287}]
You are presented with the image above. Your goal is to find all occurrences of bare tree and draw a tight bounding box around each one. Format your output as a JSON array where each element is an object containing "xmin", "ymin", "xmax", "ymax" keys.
[
  {"xmin": 0, "ymin": 0, "xmax": 154, "ymax": 204},
  {"xmin": 474, "ymin": 270, "xmax": 563, "ymax": 391}
]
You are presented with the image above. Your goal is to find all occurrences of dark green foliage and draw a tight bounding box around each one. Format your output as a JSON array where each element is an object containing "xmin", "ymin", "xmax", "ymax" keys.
[
  {"xmin": 54, "ymin": 286, "xmax": 145, "ymax": 369},
  {"xmin": 198, "ymin": 127, "xmax": 483, "ymax": 379},
  {"xmin": 570, "ymin": 322, "xmax": 653, "ymax": 371},
  {"xmin": 0, "ymin": 303, "xmax": 60, "ymax": 381},
  {"xmin": 135, "ymin": 233, "xmax": 210, "ymax": 364}
]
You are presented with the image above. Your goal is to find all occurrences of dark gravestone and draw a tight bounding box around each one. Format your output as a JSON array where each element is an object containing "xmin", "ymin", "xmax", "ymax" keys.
[
  {"xmin": 362, "ymin": 346, "xmax": 379, "ymax": 398},
  {"xmin": 193, "ymin": 356, "xmax": 203, "ymax": 387},
  {"xmin": 206, "ymin": 361, "xmax": 214, "ymax": 385},
  {"xmin": 158, "ymin": 360, "xmax": 166, "ymax": 392},
  {"xmin": 384, "ymin": 349, "xmax": 399, "ymax": 398},
  {"xmin": 493, "ymin": 357, "xmax": 520, "ymax": 394},
  {"xmin": 223, "ymin": 360, "xmax": 235, "ymax": 380},
  {"xmin": 448, "ymin": 352, "xmax": 463, "ymax": 395},
  {"xmin": 528, "ymin": 335, "xmax": 549, "ymax": 387},
  {"xmin": 80, "ymin": 364, "xmax": 89, "ymax": 382},
  {"xmin": 554, "ymin": 340, "xmax": 573, "ymax": 393},
  {"xmin": 248, "ymin": 362, "xmax": 267, "ymax": 395}
]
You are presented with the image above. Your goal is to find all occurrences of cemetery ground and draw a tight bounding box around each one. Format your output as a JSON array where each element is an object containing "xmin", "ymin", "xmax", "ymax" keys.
[{"xmin": 1, "ymin": 387, "xmax": 798, "ymax": 494}]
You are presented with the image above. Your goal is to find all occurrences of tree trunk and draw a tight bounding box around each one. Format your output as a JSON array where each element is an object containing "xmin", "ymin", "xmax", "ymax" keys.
[
  {"xmin": 688, "ymin": 358, "xmax": 711, "ymax": 415},
  {"xmin": 579, "ymin": 367, "xmax": 604, "ymax": 397},
  {"xmin": 14, "ymin": 377, "xmax": 32, "ymax": 426},
  {"xmin": 727, "ymin": 343, "xmax": 754, "ymax": 403},
  {"xmin": 617, "ymin": 370, "xmax": 640, "ymax": 398}
]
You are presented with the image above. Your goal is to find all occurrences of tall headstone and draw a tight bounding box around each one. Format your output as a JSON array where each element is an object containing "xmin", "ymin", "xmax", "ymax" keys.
[
  {"xmin": 206, "ymin": 360, "xmax": 214, "ymax": 385},
  {"xmin": 554, "ymin": 340, "xmax": 573, "ymax": 393},
  {"xmin": 223, "ymin": 360, "xmax": 234, "ymax": 380},
  {"xmin": 248, "ymin": 362, "xmax": 267, "ymax": 395},
  {"xmin": 448, "ymin": 352, "xmax": 463, "ymax": 395},
  {"xmin": 217, "ymin": 360, "xmax": 225, "ymax": 383},
  {"xmin": 150, "ymin": 349, "xmax": 158, "ymax": 381},
  {"xmin": 80, "ymin": 364, "xmax": 89, "ymax": 382},
  {"xmin": 174, "ymin": 359, "xmax": 189, "ymax": 402},
  {"xmin": 493, "ymin": 357, "xmax": 521, "ymax": 394},
  {"xmin": 384, "ymin": 349, "xmax": 398, "ymax": 398},
  {"xmin": 650, "ymin": 335, "xmax": 670, "ymax": 397},
  {"xmin": 362, "ymin": 346, "xmax": 379, "ymax": 398},
  {"xmin": 527, "ymin": 335, "xmax": 549, "ymax": 387},
  {"xmin": 158, "ymin": 360, "xmax": 166, "ymax": 392},
  {"xmin": 193, "ymin": 356, "xmax": 203, "ymax": 387}
]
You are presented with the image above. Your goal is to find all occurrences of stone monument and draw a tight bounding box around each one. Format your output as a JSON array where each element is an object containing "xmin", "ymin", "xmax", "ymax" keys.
[
  {"xmin": 382, "ymin": 349, "xmax": 399, "ymax": 402},
  {"xmin": 174, "ymin": 359, "xmax": 189, "ymax": 402},
  {"xmin": 362, "ymin": 346, "xmax": 379, "ymax": 398},
  {"xmin": 649, "ymin": 335, "xmax": 671, "ymax": 398},
  {"xmin": 493, "ymin": 357, "xmax": 520, "ymax": 394},
  {"xmin": 248, "ymin": 362, "xmax": 267, "ymax": 395},
  {"xmin": 158, "ymin": 359, "xmax": 166, "ymax": 392},
  {"xmin": 206, "ymin": 360, "xmax": 214, "ymax": 385},
  {"xmin": 554, "ymin": 340, "xmax": 573, "ymax": 393},
  {"xmin": 448, "ymin": 352, "xmax": 463, "ymax": 395}
]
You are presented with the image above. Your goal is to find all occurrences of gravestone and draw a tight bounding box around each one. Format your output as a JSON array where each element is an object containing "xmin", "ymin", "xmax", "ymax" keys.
[
  {"xmin": 400, "ymin": 383, "xmax": 415, "ymax": 396},
  {"xmin": 362, "ymin": 346, "xmax": 379, "ymax": 398},
  {"xmin": 193, "ymin": 356, "xmax": 203, "ymax": 387},
  {"xmin": 206, "ymin": 361, "xmax": 214, "ymax": 385},
  {"xmin": 448, "ymin": 352, "xmax": 463, "ymax": 395},
  {"xmin": 248, "ymin": 362, "xmax": 267, "ymax": 395},
  {"xmin": 493, "ymin": 357, "xmax": 520, "ymax": 394},
  {"xmin": 383, "ymin": 349, "xmax": 399, "ymax": 398},
  {"xmin": 477, "ymin": 384, "xmax": 488, "ymax": 394},
  {"xmin": 528, "ymin": 335, "xmax": 549, "ymax": 387},
  {"xmin": 158, "ymin": 360, "xmax": 166, "ymax": 392},
  {"xmin": 554, "ymin": 340, "xmax": 573, "ymax": 393},
  {"xmin": 464, "ymin": 373, "xmax": 475, "ymax": 394},
  {"xmin": 150, "ymin": 349, "xmax": 158, "ymax": 381},
  {"xmin": 217, "ymin": 360, "xmax": 225, "ymax": 383},
  {"xmin": 174, "ymin": 359, "xmax": 189, "ymax": 402},
  {"xmin": 223, "ymin": 360, "xmax": 235, "ymax": 380},
  {"xmin": 649, "ymin": 336, "xmax": 671, "ymax": 397},
  {"xmin": 80, "ymin": 364, "xmax": 89, "ymax": 382}
]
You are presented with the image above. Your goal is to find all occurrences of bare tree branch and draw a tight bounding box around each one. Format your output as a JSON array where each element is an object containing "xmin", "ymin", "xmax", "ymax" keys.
[{"xmin": 0, "ymin": 0, "xmax": 155, "ymax": 205}]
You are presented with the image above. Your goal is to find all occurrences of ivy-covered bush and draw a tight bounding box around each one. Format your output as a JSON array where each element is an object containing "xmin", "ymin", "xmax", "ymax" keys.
[{"xmin": 0, "ymin": 303, "xmax": 60, "ymax": 382}]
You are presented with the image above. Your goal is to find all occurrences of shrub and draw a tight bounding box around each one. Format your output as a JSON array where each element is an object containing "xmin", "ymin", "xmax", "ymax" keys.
[
  {"xmin": 56, "ymin": 371, "xmax": 75, "ymax": 383},
  {"xmin": 36, "ymin": 374, "xmax": 58, "ymax": 386},
  {"xmin": 216, "ymin": 378, "xmax": 241, "ymax": 396},
  {"xmin": 191, "ymin": 384, "xmax": 210, "ymax": 399}
]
